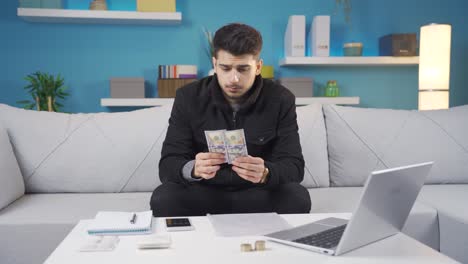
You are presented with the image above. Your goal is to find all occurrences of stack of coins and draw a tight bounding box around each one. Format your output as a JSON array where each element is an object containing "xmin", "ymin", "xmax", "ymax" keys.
[
  {"xmin": 254, "ymin": 240, "xmax": 266, "ymax": 251},
  {"xmin": 240, "ymin": 243, "xmax": 253, "ymax": 252},
  {"xmin": 89, "ymin": 0, "xmax": 107, "ymax": 10},
  {"xmin": 240, "ymin": 240, "xmax": 266, "ymax": 252}
]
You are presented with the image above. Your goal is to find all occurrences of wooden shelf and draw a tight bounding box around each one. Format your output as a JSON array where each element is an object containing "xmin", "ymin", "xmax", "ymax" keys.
[
  {"xmin": 101, "ymin": 97, "xmax": 360, "ymax": 107},
  {"xmin": 17, "ymin": 8, "xmax": 182, "ymax": 24},
  {"xmin": 279, "ymin": 56, "xmax": 419, "ymax": 66}
]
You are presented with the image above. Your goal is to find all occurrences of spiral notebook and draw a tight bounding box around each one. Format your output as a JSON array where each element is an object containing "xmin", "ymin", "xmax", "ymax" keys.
[{"xmin": 87, "ymin": 211, "xmax": 153, "ymax": 236}]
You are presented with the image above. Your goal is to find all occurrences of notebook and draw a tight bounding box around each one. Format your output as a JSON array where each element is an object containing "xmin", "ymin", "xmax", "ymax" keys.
[{"xmin": 87, "ymin": 211, "xmax": 153, "ymax": 236}]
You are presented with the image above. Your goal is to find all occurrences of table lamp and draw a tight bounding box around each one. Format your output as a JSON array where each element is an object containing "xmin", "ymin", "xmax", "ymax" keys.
[{"xmin": 418, "ymin": 24, "xmax": 452, "ymax": 110}]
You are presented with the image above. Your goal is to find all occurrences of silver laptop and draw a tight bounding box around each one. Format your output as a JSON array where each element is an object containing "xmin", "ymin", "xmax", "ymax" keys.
[{"xmin": 265, "ymin": 162, "xmax": 433, "ymax": 256}]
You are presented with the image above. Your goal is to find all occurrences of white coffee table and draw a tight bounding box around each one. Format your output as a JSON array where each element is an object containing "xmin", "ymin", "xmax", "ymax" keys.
[{"xmin": 44, "ymin": 213, "xmax": 457, "ymax": 264}]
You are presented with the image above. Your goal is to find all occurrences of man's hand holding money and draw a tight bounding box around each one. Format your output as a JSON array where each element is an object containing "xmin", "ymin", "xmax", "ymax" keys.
[
  {"xmin": 203, "ymin": 128, "xmax": 267, "ymax": 183},
  {"xmin": 193, "ymin": 153, "xmax": 226, "ymax": 179},
  {"xmin": 232, "ymin": 155, "xmax": 266, "ymax": 184}
]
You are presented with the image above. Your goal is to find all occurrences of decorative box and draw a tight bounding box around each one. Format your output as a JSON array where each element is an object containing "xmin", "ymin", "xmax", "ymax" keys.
[
  {"xmin": 379, "ymin": 33, "xmax": 417, "ymax": 56},
  {"xmin": 19, "ymin": 0, "xmax": 41, "ymax": 8},
  {"xmin": 137, "ymin": 0, "xmax": 176, "ymax": 12},
  {"xmin": 279, "ymin": 78, "xmax": 313, "ymax": 97},
  {"xmin": 110, "ymin": 78, "xmax": 145, "ymax": 98},
  {"xmin": 310, "ymin": 15, "xmax": 330, "ymax": 57},
  {"xmin": 158, "ymin": 79, "xmax": 197, "ymax": 98}
]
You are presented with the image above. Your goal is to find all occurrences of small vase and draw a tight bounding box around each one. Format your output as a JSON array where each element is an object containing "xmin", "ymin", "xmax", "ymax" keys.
[
  {"xmin": 325, "ymin": 80, "xmax": 340, "ymax": 97},
  {"xmin": 89, "ymin": 0, "xmax": 107, "ymax": 10}
]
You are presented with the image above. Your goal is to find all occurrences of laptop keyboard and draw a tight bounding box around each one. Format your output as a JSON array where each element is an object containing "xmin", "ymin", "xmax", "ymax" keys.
[{"xmin": 293, "ymin": 224, "xmax": 347, "ymax": 249}]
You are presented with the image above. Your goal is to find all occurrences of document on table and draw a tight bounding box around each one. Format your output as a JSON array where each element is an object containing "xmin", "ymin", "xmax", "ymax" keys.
[{"xmin": 207, "ymin": 213, "xmax": 292, "ymax": 237}]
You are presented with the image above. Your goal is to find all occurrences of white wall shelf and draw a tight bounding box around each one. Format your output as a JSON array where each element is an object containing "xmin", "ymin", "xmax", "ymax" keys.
[
  {"xmin": 17, "ymin": 8, "xmax": 182, "ymax": 25},
  {"xmin": 279, "ymin": 56, "xmax": 419, "ymax": 66},
  {"xmin": 101, "ymin": 98, "xmax": 174, "ymax": 107},
  {"xmin": 295, "ymin": 97, "xmax": 359, "ymax": 105},
  {"xmin": 101, "ymin": 97, "xmax": 360, "ymax": 107}
]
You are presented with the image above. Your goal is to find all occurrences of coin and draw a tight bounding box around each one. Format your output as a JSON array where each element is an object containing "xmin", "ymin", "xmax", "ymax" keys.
[{"xmin": 255, "ymin": 240, "xmax": 266, "ymax": 251}]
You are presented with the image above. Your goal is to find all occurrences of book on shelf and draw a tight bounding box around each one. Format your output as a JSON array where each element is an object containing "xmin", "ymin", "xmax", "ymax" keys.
[
  {"xmin": 158, "ymin": 65, "xmax": 197, "ymax": 79},
  {"xmin": 87, "ymin": 210, "xmax": 153, "ymax": 236}
]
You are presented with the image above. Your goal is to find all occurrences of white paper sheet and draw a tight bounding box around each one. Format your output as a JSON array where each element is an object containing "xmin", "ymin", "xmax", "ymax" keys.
[
  {"xmin": 79, "ymin": 236, "xmax": 120, "ymax": 252},
  {"xmin": 207, "ymin": 213, "xmax": 292, "ymax": 237}
]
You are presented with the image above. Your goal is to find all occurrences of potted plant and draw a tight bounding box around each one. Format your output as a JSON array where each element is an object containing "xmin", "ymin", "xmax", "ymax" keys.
[
  {"xmin": 203, "ymin": 27, "xmax": 215, "ymax": 75},
  {"xmin": 17, "ymin": 71, "xmax": 69, "ymax": 112}
]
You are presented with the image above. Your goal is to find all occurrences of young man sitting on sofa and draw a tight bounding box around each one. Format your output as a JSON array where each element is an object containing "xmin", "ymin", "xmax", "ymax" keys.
[{"xmin": 150, "ymin": 23, "xmax": 311, "ymax": 216}]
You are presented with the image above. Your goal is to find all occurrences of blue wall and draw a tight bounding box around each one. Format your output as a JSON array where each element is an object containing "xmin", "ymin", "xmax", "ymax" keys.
[{"xmin": 1, "ymin": 0, "xmax": 467, "ymax": 113}]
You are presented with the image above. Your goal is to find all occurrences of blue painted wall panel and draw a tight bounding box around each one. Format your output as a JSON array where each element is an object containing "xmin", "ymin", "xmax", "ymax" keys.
[{"xmin": 1, "ymin": 0, "xmax": 467, "ymax": 113}]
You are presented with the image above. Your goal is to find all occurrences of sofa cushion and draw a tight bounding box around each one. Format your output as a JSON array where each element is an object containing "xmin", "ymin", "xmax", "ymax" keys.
[
  {"xmin": 308, "ymin": 186, "xmax": 363, "ymax": 213},
  {"xmin": 0, "ymin": 104, "xmax": 172, "ymax": 193},
  {"xmin": 418, "ymin": 184, "xmax": 468, "ymax": 263},
  {"xmin": 0, "ymin": 193, "xmax": 152, "ymax": 264},
  {"xmin": 418, "ymin": 184, "xmax": 468, "ymax": 223},
  {"xmin": 0, "ymin": 122, "xmax": 25, "ymax": 210},
  {"xmin": 324, "ymin": 104, "xmax": 468, "ymax": 186},
  {"xmin": 296, "ymin": 104, "xmax": 329, "ymax": 187},
  {"xmin": 0, "ymin": 193, "xmax": 151, "ymax": 225}
]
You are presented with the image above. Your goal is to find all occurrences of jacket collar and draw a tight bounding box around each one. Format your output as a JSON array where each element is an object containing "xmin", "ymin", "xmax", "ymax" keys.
[{"xmin": 208, "ymin": 74, "xmax": 264, "ymax": 113}]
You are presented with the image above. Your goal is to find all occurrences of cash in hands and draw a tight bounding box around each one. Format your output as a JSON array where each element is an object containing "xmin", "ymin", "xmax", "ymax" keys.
[{"xmin": 204, "ymin": 129, "xmax": 248, "ymax": 164}]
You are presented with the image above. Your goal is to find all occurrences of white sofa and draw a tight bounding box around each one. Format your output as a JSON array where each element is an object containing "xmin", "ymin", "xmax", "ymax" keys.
[{"xmin": 0, "ymin": 103, "xmax": 467, "ymax": 264}]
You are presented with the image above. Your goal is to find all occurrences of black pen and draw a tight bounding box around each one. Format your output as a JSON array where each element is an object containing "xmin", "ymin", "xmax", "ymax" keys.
[{"xmin": 130, "ymin": 213, "xmax": 137, "ymax": 224}]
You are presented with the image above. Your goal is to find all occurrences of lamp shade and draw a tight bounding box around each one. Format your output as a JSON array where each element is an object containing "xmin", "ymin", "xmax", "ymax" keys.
[{"xmin": 418, "ymin": 24, "xmax": 451, "ymax": 110}]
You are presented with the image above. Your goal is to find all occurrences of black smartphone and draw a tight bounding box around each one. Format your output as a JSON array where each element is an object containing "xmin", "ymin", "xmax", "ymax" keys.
[{"xmin": 165, "ymin": 217, "xmax": 195, "ymax": 231}]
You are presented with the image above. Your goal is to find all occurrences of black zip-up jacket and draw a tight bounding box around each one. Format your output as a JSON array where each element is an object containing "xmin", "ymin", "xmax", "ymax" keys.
[{"xmin": 159, "ymin": 74, "xmax": 304, "ymax": 189}]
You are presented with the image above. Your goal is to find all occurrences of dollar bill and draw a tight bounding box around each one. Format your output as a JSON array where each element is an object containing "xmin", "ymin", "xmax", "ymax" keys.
[
  {"xmin": 204, "ymin": 129, "xmax": 228, "ymax": 163},
  {"xmin": 204, "ymin": 129, "xmax": 249, "ymax": 164},
  {"xmin": 225, "ymin": 129, "xmax": 248, "ymax": 164}
]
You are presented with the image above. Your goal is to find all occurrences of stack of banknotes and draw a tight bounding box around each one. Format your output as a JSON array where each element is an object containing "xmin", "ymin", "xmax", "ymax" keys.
[{"xmin": 204, "ymin": 129, "xmax": 248, "ymax": 164}]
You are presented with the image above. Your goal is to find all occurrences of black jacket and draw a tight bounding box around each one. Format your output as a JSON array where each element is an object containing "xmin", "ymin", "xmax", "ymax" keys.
[{"xmin": 159, "ymin": 74, "xmax": 304, "ymax": 189}]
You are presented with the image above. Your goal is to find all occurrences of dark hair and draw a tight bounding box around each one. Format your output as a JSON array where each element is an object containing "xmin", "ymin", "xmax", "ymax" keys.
[{"xmin": 213, "ymin": 23, "xmax": 263, "ymax": 59}]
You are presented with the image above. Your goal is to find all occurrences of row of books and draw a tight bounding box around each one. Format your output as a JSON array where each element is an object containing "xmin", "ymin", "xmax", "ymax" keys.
[{"xmin": 158, "ymin": 65, "xmax": 197, "ymax": 79}]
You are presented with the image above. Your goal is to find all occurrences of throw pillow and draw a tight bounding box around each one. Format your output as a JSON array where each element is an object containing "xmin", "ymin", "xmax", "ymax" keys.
[
  {"xmin": 0, "ymin": 122, "xmax": 25, "ymax": 209},
  {"xmin": 0, "ymin": 104, "xmax": 172, "ymax": 193},
  {"xmin": 296, "ymin": 104, "xmax": 329, "ymax": 187},
  {"xmin": 324, "ymin": 104, "xmax": 468, "ymax": 186}
]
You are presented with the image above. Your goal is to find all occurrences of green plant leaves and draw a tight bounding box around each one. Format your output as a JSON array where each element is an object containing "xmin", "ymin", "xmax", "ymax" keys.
[
  {"xmin": 202, "ymin": 27, "xmax": 215, "ymax": 67},
  {"xmin": 17, "ymin": 71, "xmax": 69, "ymax": 112}
]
